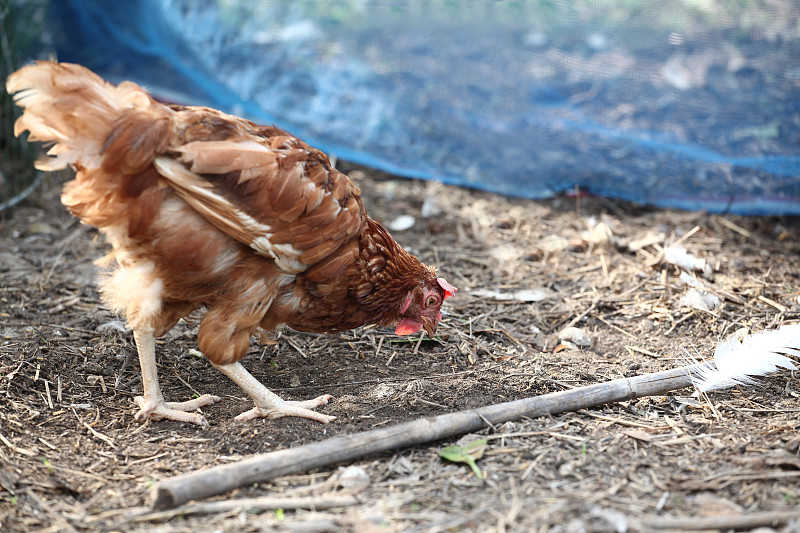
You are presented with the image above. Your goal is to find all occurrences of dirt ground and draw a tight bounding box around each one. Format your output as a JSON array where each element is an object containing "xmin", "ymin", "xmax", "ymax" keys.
[{"xmin": 1, "ymin": 164, "xmax": 799, "ymax": 532}]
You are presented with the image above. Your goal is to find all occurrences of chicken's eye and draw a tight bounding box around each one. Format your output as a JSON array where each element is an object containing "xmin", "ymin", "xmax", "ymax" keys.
[{"xmin": 426, "ymin": 296, "xmax": 439, "ymax": 307}]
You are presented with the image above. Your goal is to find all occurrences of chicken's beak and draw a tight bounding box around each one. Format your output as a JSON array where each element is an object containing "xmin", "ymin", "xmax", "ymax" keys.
[{"xmin": 422, "ymin": 318, "xmax": 437, "ymax": 336}]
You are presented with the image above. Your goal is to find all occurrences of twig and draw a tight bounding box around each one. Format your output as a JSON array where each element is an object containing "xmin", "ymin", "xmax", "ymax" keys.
[
  {"xmin": 34, "ymin": 461, "xmax": 109, "ymax": 482},
  {"xmin": 624, "ymin": 345, "xmax": 661, "ymax": 358},
  {"xmin": 0, "ymin": 170, "xmax": 44, "ymax": 212},
  {"xmin": 129, "ymin": 495, "xmax": 358, "ymax": 522},
  {"xmin": 407, "ymin": 505, "xmax": 492, "ymax": 533},
  {"xmin": 594, "ymin": 315, "xmax": 638, "ymax": 340},
  {"xmin": 413, "ymin": 333, "xmax": 425, "ymax": 354},
  {"xmin": 152, "ymin": 362, "xmax": 703, "ymax": 509},
  {"xmin": 671, "ymin": 225, "xmax": 701, "ymax": 248},
  {"xmin": 272, "ymin": 364, "xmax": 503, "ymax": 392},
  {"xmin": 665, "ymin": 310, "xmax": 695, "ymax": 336},
  {"xmin": 642, "ymin": 510, "xmax": 800, "ymax": 530},
  {"xmin": 757, "ymin": 295, "xmax": 788, "ymax": 313},
  {"xmin": 72, "ymin": 408, "xmax": 116, "ymax": 448},
  {"xmin": 0, "ymin": 431, "xmax": 36, "ymax": 457},
  {"xmin": 558, "ymin": 300, "xmax": 597, "ymax": 331},
  {"xmin": 44, "ymin": 380, "xmax": 54, "ymax": 409},
  {"xmin": 716, "ymin": 217, "xmax": 751, "ymax": 238},
  {"xmin": 581, "ymin": 412, "xmax": 670, "ymax": 430},
  {"xmin": 42, "ymin": 228, "xmax": 80, "ymax": 285},
  {"xmin": 285, "ymin": 337, "xmax": 308, "ymax": 359},
  {"xmin": 25, "ymin": 488, "xmax": 79, "ymax": 533},
  {"xmin": 733, "ymin": 407, "xmax": 800, "ymax": 413},
  {"xmin": 128, "ymin": 452, "xmax": 169, "ymax": 466}
]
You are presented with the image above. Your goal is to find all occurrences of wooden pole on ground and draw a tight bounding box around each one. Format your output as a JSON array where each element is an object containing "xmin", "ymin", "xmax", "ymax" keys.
[{"xmin": 151, "ymin": 364, "xmax": 699, "ymax": 509}]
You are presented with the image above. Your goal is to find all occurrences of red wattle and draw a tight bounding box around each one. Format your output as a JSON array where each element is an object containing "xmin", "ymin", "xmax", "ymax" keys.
[{"xmin": 395, "ymin": 318, "xmax": 423, "ymax": 335}]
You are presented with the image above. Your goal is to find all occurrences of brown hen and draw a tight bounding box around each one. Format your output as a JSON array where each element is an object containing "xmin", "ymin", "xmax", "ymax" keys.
[{"xmin": 7, "ymin": 61, "xmax": 456, "ymax": 426}]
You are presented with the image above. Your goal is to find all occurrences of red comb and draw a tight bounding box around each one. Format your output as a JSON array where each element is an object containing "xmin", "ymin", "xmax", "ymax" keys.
[{"xmin": 437, "ymin": 278, "xmax": 457, "ymax": 299}]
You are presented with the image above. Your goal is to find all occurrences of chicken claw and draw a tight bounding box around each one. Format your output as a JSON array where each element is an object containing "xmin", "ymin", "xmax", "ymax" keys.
[
  {"xmin": 234, "ymin": 395, "xmax": 336, "ymax": 423},
  {"xmin": 134, "ymin": 394, "xmax": 221, "ymax": 427},
  {"xmin": 132, "ymin": 329, "xmax": 220, "ymax": 426},
  {"xmin": 214, "ymin": 362, "xmax": 335, "ymax": 424}
]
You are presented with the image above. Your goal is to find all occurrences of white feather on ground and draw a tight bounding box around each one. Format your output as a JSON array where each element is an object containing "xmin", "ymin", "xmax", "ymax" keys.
[{"xmin": 686, "ymin": 323, "xmax": 800, "ymax": 391}]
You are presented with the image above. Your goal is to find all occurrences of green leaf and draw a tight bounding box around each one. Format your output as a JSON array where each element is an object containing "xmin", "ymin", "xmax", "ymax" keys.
[{"xmin": 437, "ymin": 439, "xmax": 488, "ymax": 479}]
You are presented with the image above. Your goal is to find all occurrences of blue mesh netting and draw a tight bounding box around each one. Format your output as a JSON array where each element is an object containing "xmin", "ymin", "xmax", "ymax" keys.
[{"xmin": 21, "ymin": 0, "xmax": 800, "ymax": 214}]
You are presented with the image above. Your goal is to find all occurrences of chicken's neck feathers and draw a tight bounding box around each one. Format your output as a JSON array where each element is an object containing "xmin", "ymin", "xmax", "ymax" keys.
[{"xmin": 353, "ymin": 217, "xmax": 435, "ymax": 321}]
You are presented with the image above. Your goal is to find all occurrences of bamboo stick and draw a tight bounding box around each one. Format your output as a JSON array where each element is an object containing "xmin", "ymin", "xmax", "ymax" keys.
[
  {"xmin": 151, "ymin": 364, "xmax": 699, "ymax": 509},
  {"xmin": 642, "ymin": 510, "xmax": 800, "ymax": 530}
]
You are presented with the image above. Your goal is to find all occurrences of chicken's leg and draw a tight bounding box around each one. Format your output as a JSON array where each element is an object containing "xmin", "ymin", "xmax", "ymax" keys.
[
  {"xmin": 213, "ymin": 362, "xmax": 335, "ymax": 423},
  {"xmin": 132, "ymin": 329, "xmax": 220, "ymax": 427}
]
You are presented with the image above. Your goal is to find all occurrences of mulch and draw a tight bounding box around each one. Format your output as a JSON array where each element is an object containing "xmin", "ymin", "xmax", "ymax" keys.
[{"xmin": 1, "ymin": 166, "xmax": 799, "ymax": 532}]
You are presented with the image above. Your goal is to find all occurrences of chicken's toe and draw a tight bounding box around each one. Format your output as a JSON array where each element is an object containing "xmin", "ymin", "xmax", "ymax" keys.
[
  {"xmin": 134, "ymin": 394, "xmax": 219, "ymax": 427},
  {"xmin": 166, "ymin": 394, "xmax": 221, "ymax": 411},
  {"xmin": 234, "ymin": 395, "xmax": 336, "ymax": 424},
  {"xmin": 286, "ymin": 394, "xmax": 333, "ymax": 410}
]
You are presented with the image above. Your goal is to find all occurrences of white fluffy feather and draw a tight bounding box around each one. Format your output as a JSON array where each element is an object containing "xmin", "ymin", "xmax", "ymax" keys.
[{"xmin": 686, "ymin": 324, "xmax": 800, "ymax": 391}]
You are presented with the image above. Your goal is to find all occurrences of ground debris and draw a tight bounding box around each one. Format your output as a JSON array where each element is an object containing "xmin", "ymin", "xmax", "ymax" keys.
[{"xmin": 1, "ymin": 169, "xmax": 798, "ymax": 532}]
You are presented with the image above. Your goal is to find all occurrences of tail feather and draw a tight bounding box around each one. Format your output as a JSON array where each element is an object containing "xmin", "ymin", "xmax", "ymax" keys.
[{"xmin": 6, "ymin": 61, "xmax": 162, "ymax": 172}]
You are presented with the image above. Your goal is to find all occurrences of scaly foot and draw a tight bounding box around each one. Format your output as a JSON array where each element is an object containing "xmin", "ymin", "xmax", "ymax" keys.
[
  {"xmin": 134, "ymin": 394, "xmax": 221, "ymax": 427},
  {"xmin": 234, "ymin": 394, "xmax": 335, "ymax": 423}
]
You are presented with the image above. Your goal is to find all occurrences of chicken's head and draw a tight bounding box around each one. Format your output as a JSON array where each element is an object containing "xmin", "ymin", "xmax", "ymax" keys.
[{"xmin": 395, "ymin": 277, "xmax": 457, "ymax": 336}]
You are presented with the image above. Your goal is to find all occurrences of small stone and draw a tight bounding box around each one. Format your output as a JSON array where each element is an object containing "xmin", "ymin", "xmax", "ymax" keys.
[
  {"xmin": 559, "ymin": 327, "xmax": 592, "ymax": 348},
  {"xmin": 388, "ymin": 215, "xmax": 415, "ymax": 231},
  {"xmin": 334, "ymin": 465, "xmax": 370, "ymax": 489}
]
